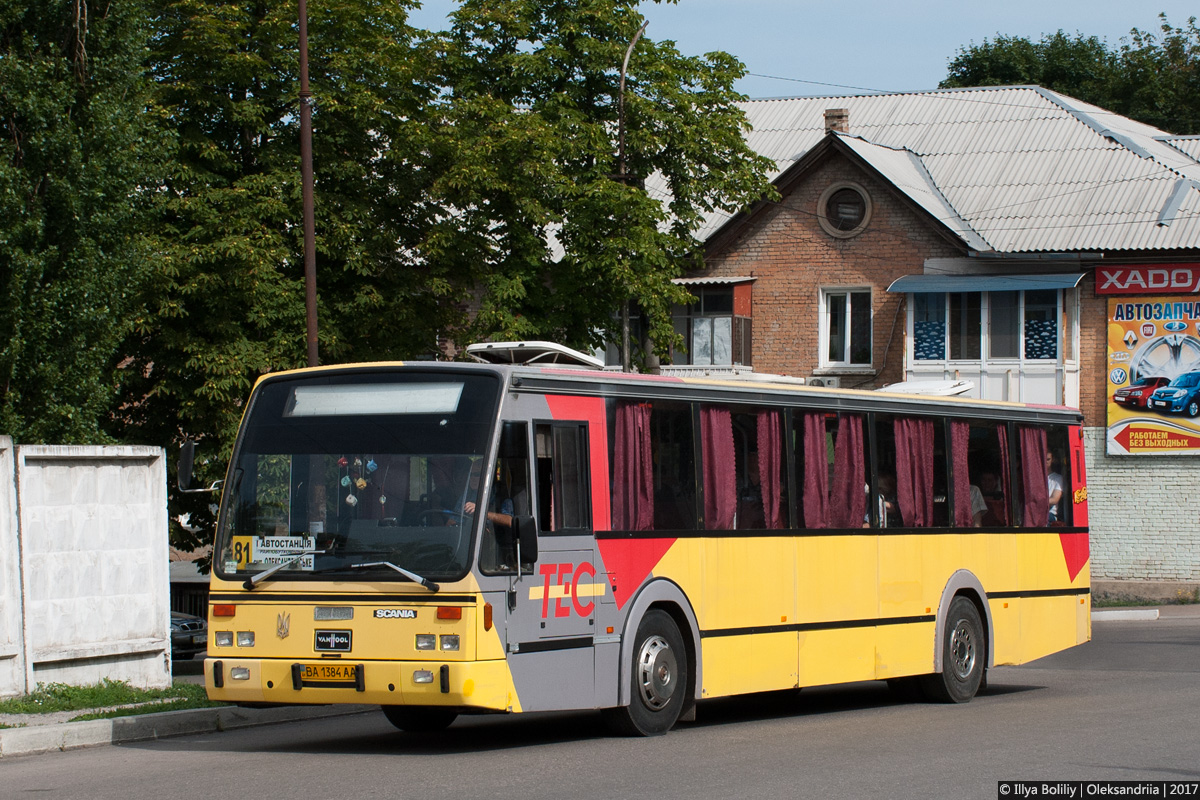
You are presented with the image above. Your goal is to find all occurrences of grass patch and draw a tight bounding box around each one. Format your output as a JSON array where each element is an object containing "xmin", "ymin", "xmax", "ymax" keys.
[
  {"xmin": 1093, "ymin": 597, "xmax": 1153, "ymax": 608},
  {"xmin": 0, "ymin": 679, "xmax": 225, "ymax": 716}
]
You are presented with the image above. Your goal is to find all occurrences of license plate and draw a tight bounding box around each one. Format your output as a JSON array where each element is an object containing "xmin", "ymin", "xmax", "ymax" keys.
[
  {"xmin": 193, "ymin": 634, "xmax": 206, "ymax": 645},
  {"xmin": 301, "ymin": 663, "xmax": 357, "ymax": 681}
]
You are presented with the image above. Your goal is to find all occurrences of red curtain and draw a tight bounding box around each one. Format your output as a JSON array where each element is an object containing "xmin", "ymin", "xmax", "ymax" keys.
[
  {"xmin": 1018, "ymin": 426, "xmax": 1050, "ymax": 527},
  {"xmin": 829, "ymin": 414, "xmax": 865, "ymax": 529},
  {"xmin": 802, "ymin": 412, "xmax": 829, "ymax": 528},
  {"xmin": 612, "ymin": 401, "xmax": 654, "ymax": 531},
  {"xmin": 757, "ymin": 410, "xmax": 783, "ymax": 529},
  {"xmin": 993, "ymin": 424, "xmax": 1011, "ymax": 526},
  {"xmin": 894, "ymin": 417, "xmax": 935, "ymax": 527},
  {"xmin": 701, "ymin": 406, "xmax": 736, "ymax": 530},
  {"xmin": 950, "ymin": 421, "xmax": 973, "ymax": 527}
]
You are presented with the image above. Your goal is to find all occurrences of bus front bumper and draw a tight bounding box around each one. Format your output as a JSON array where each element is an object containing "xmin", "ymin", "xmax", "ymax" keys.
[{"xmin": 204, "ymin": 657, "xmax": 518, "ymax": 711}]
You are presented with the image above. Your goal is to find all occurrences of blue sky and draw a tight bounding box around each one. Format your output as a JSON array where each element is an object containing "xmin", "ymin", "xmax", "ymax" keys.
[{"xmin": 408, "ymin": 0, "xmax": 1200, "ymax": 98}]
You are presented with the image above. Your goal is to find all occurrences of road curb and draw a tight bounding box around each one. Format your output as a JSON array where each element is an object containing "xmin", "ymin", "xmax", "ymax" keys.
[
  {"xmin": 0, "ymin": 704, "xmax": 372, "ymax": 759},
  {"xmin": 1091, "ymin": 608, "xmax": 1161, "ymax": 622}
]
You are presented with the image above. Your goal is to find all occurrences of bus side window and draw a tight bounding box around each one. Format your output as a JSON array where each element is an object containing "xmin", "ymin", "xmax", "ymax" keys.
[{"xmin": 535, "ymin": 422, "xmax": 591, "ymax": 533}]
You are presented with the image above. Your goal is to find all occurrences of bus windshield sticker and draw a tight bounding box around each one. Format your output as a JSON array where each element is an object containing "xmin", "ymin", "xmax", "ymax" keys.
[{"xmin": 232, "ymin": 535, "xmax": 317, "ymax": 572}]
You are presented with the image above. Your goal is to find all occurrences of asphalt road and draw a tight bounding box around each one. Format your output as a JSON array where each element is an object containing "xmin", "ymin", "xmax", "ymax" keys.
[{"xmin": 4, "ymin": 617, "xmax": 1198, "ymax": 800}]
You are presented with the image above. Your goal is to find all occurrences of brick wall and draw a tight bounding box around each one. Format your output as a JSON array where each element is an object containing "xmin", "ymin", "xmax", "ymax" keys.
[
  {"xmin": 702, "ymin": 154, "xmax": 961, "ymax": 387},
  {"xmin": 1077, "ymin": 272, "xmax": 1109, "ymax": 424},
  {"xmin": 1084, "ymin": 427, "xmax": 1200, "ymax": 581}
]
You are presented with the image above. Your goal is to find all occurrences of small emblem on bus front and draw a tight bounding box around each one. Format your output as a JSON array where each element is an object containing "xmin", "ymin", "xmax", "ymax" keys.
[
  {"xmin": 374, "ymin": 608, "xmax": 417, "ymax": 619},
  {"xmin": 314, "ymin": 630, "xmax": 352, "ymax": 652},
  {"xmin": 277, "ymin": 613, "xmax": 290, "ymax": 640}
]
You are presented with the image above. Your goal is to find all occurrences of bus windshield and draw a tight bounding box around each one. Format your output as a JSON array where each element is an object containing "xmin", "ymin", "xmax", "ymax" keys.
[{"xmin": 213, "ymin": 371, "xmax": 500, "ymax": 584}]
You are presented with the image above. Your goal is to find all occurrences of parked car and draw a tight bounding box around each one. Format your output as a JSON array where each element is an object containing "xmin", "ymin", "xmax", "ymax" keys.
[
  {"xmin": 1148, "ymin": 372, "xmax": 1200, "ymax": 416},
  {"xmin": 170, "ymin": 611, "xmax": 208, "ymax": 660},
  {"xmin": 1112, "ymin": 375, "xmax": 1170, "ymax": 408}
]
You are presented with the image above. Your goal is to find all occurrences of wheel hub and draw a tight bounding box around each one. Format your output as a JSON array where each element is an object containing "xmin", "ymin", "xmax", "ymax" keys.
[
  {"xmin": 636, "ymin": 635, "xmax": 677, "ymax": 710},
  {"xmin": 949, "ymin": 620, "xmax": 976, "ymax": 680}
]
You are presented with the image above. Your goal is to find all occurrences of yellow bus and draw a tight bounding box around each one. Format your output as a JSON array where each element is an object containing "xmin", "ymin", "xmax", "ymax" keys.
[{"xmin": 192, "ymin": 347, "xmax": 1090, "ymax": 735}]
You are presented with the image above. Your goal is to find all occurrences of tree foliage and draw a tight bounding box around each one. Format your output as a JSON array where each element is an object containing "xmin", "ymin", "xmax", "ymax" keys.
[
  {"xmin": 430, "ymin": 0, "xmax": 777, "ymax": 358},
  {"xmin": 0, "ymin": 1, "xmax": 166, "ymax": 442},
  {"xmin": 2, "ymin": 0, "xmax": 776, "ymax": 552},
  {"xmin": 942, "ymin": 14, "xmax": 1200, "ymax": 135}
]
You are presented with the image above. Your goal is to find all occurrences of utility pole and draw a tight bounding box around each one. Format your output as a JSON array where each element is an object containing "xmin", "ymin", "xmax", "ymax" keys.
[
  {"xmin": 299, "ymin": 0, "xmax": 318, "ymax": 367},
  {"xmin": 617, "ymin": 21, "xmax": 648, "ymax": 373}
]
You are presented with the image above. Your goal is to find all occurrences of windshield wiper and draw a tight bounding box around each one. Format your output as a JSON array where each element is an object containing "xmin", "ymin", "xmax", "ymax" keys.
[
  {"xmin": 349, "ymin": 561, "xmax": 440, "ymax": 592},
  {"xmin": 243, "ymin": 548, "xmax": 328, "ymax": 591}
]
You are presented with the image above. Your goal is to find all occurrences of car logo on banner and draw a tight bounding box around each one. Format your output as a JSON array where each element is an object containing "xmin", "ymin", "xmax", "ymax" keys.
[
  {"xmin": 1142, "ymin": 323, "xmax": 1156, "ymax": 337},
  {"xmin": 1165, "ymin": 321, "xmax": 1187, "ymax": 332},
  {"xmin": 1109, "ymin": 368, "xmax": 1128, "ymax": 385}
]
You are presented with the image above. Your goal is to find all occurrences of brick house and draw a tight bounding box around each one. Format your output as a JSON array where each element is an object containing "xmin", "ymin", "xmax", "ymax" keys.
[{"xmin": 661, "ymin": 86, "xmax": 1200, "ymax": 591}]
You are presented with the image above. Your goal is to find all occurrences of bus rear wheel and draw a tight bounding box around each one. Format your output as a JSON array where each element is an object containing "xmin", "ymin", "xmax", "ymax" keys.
[
  {"xmin": 921, "ymin": 596, "xmax": 985, "ymax": 703},
  {"xmin": 604, "ymin": 609, "xmax": 688, "ymax": 736},
  {"xmin": 381, "ymin": 706, "xmax": 457, "ymax": 732}
]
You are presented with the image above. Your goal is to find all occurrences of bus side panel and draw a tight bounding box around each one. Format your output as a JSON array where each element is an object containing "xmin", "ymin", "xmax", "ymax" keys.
[
  {"xmin": 793, "ymin": 536, "xmax": 878, "ymax": 689},
  {"xmin": 1015, "ymin": 532, "xmax": 1091, "ymax": 664},
  {"xmin": 696, "ymin": 537, "xmax": 797, "ymax": 697}
]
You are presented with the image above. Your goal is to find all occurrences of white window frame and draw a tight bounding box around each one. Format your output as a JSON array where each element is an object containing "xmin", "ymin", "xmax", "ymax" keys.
[{"xmin": 819, "ymin": 287, "xmax": 873, "ymax": 369}]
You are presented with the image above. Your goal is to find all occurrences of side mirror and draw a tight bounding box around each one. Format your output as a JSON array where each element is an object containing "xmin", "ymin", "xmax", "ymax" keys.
[
  {"xmin": 512, "ymin": 514, "xmax": 538, "ymax": 564},
  {"xmin": 178, "ymin": 440, "xmax": 223, "ymax": 494},
  {"xmin": 178, "ymin": 440, "xmax": 197, "ymax": 492}
]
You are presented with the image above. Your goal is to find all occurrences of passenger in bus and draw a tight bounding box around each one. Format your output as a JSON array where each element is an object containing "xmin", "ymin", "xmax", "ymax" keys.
[
  {"xmin": 1046, "ymin": 452, "xmax": 1064, "ymax": 524},
  {"xmin": 968, "ymin": 482, "xmax": 988, "ymax": 527},
  {"xmin": 737, "ymin": 458, "xmax": 765, "ymax": 529},
  {"xmin": 978, "ymin": 470, "xmax": 1006, "ymax": 526},
  {"xmin": 876, "ymin": 472, "xmax": 898, "ymax": 527}
]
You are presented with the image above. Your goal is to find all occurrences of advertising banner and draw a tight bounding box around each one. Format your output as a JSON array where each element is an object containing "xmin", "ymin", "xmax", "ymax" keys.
[{"xmin": 1106, "ymin": 297, "xmax": 1200, "ymax": 455}]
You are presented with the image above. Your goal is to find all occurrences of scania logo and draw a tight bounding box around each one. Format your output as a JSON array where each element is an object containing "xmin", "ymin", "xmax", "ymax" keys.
[{"xmin": 374, "ymin": 608, "xmax": 417, "ymax": 619}]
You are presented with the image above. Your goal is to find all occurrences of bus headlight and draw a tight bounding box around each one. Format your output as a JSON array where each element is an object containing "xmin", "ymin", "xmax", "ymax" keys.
[
  {"xmin": 415, "ymin": 634, "xmax": 436, "ymax": 650},
  {"xmin": 413, "ymin": 670, "xmax": 434, "ymax": 684},
  {"xmin": 230, "ymin": 667, "xmax": 251, "ymax": 681},
  {"xmin": 440, "ymin": 635, "xmax": 460, "ymax": 652},
  {"xmin": 237, "ymin": 631, "xmax": 255, "ymax": 647},
  {"xmin": 214, "ymin": 631, "xmax": 234, "ymax": 647}
]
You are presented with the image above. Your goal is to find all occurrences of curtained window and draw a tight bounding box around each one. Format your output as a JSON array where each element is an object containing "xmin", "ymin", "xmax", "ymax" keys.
[
  {"xmin": 893, "ymin": 417, "xmax": 935, "ymax": 527},
  {"xmin": 611, "ymin": 401, "xmax": 654, "ymax": 531}
]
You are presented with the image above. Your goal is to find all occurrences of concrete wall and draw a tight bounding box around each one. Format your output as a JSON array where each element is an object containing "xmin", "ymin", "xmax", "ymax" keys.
[
  {"xmin": 1084, "ymin": 427, "xmax": 1200, "ymax": 583},
  {"xmin": 0, "ymin": 441, "xmax": 170, "ymax": 696},
  {"xmin": 0, "ymin": 439, "xmax": 25, "ymax": 697}
]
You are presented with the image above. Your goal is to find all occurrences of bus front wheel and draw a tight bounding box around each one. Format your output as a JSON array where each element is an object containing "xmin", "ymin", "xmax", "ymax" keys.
[
  {"xmin": 921, "ymin": 596, "xmax": 985, "ymax": 703},
  {"xmin": 603, "ymin": 609, "xmax": 688, "ymax": 736},
  {"xmin": 381, "ymin": 705, "xmax": 457, "ymax": 732}
]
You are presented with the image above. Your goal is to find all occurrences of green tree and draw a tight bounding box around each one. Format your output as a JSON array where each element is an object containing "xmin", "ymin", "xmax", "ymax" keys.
[
  {"xmin": 429, "ymin": 0, "xmax": 776, "ymax": 360},
  {"xmin": 0, "ymin": 1, "xmax": 166, "ymax": 443},
  {"xmin": 942, "ymin": 30, "xmax": 1118, "ymax": 103},
  {"xmin": 941, "ymin": 14, "xmax": 1200, "ymax": 135},
  {"xmin": 122, "ymin": 0, "xmax": 452, "ymax": 550}
]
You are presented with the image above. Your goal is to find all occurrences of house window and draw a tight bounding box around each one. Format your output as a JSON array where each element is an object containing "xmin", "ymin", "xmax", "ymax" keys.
[
  {"xmin": 817, "ymin": 183, "xmax": 873, "ymax": 239},
  {"xmin": 913, "ymin": 293, "xmax": 946, "ymax": 360},
  {"xmin": 915, "ymin": 290, "xmax": 1062, "ymax": 362},
  {"xmin": 822, "ymin": 289, "xmax": 872, "ymax": 366},
  {"xmin": 989, "ymin": 291, "xmax": 1019, "ymax": 359},
  {"xmin": 1024, "ymin": 290, "xmax": 1058, "ymax": 359},
  {"xmin": 949, "ymin": 293, "xmax": 982, "ymax": 360},
  {"xmin": 671, "ymin": 286, "xmax": 752, "ymax": 366}
]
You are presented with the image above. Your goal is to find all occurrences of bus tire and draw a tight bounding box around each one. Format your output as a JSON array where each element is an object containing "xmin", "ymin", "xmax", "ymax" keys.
[
  {"xmin": 604, "ymin": 609, "xmax": 688, "ymax": 736},
  {"xmin": 381, "ymin": 705, "xmax": 457, "ymax": 732},
  {"xmin": 921, "ymin": 596, "xmax": 985, "ymax": 703}
]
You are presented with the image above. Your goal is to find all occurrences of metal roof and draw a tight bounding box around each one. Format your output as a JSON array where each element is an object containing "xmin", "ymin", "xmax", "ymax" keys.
[
  {"xmin": 886, "ymin": 272, "xmax": 1086, "ymax": 293},
  {"xmin": 649, "ymin": 85, "xmax": 1200, "ymax": 255}
]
